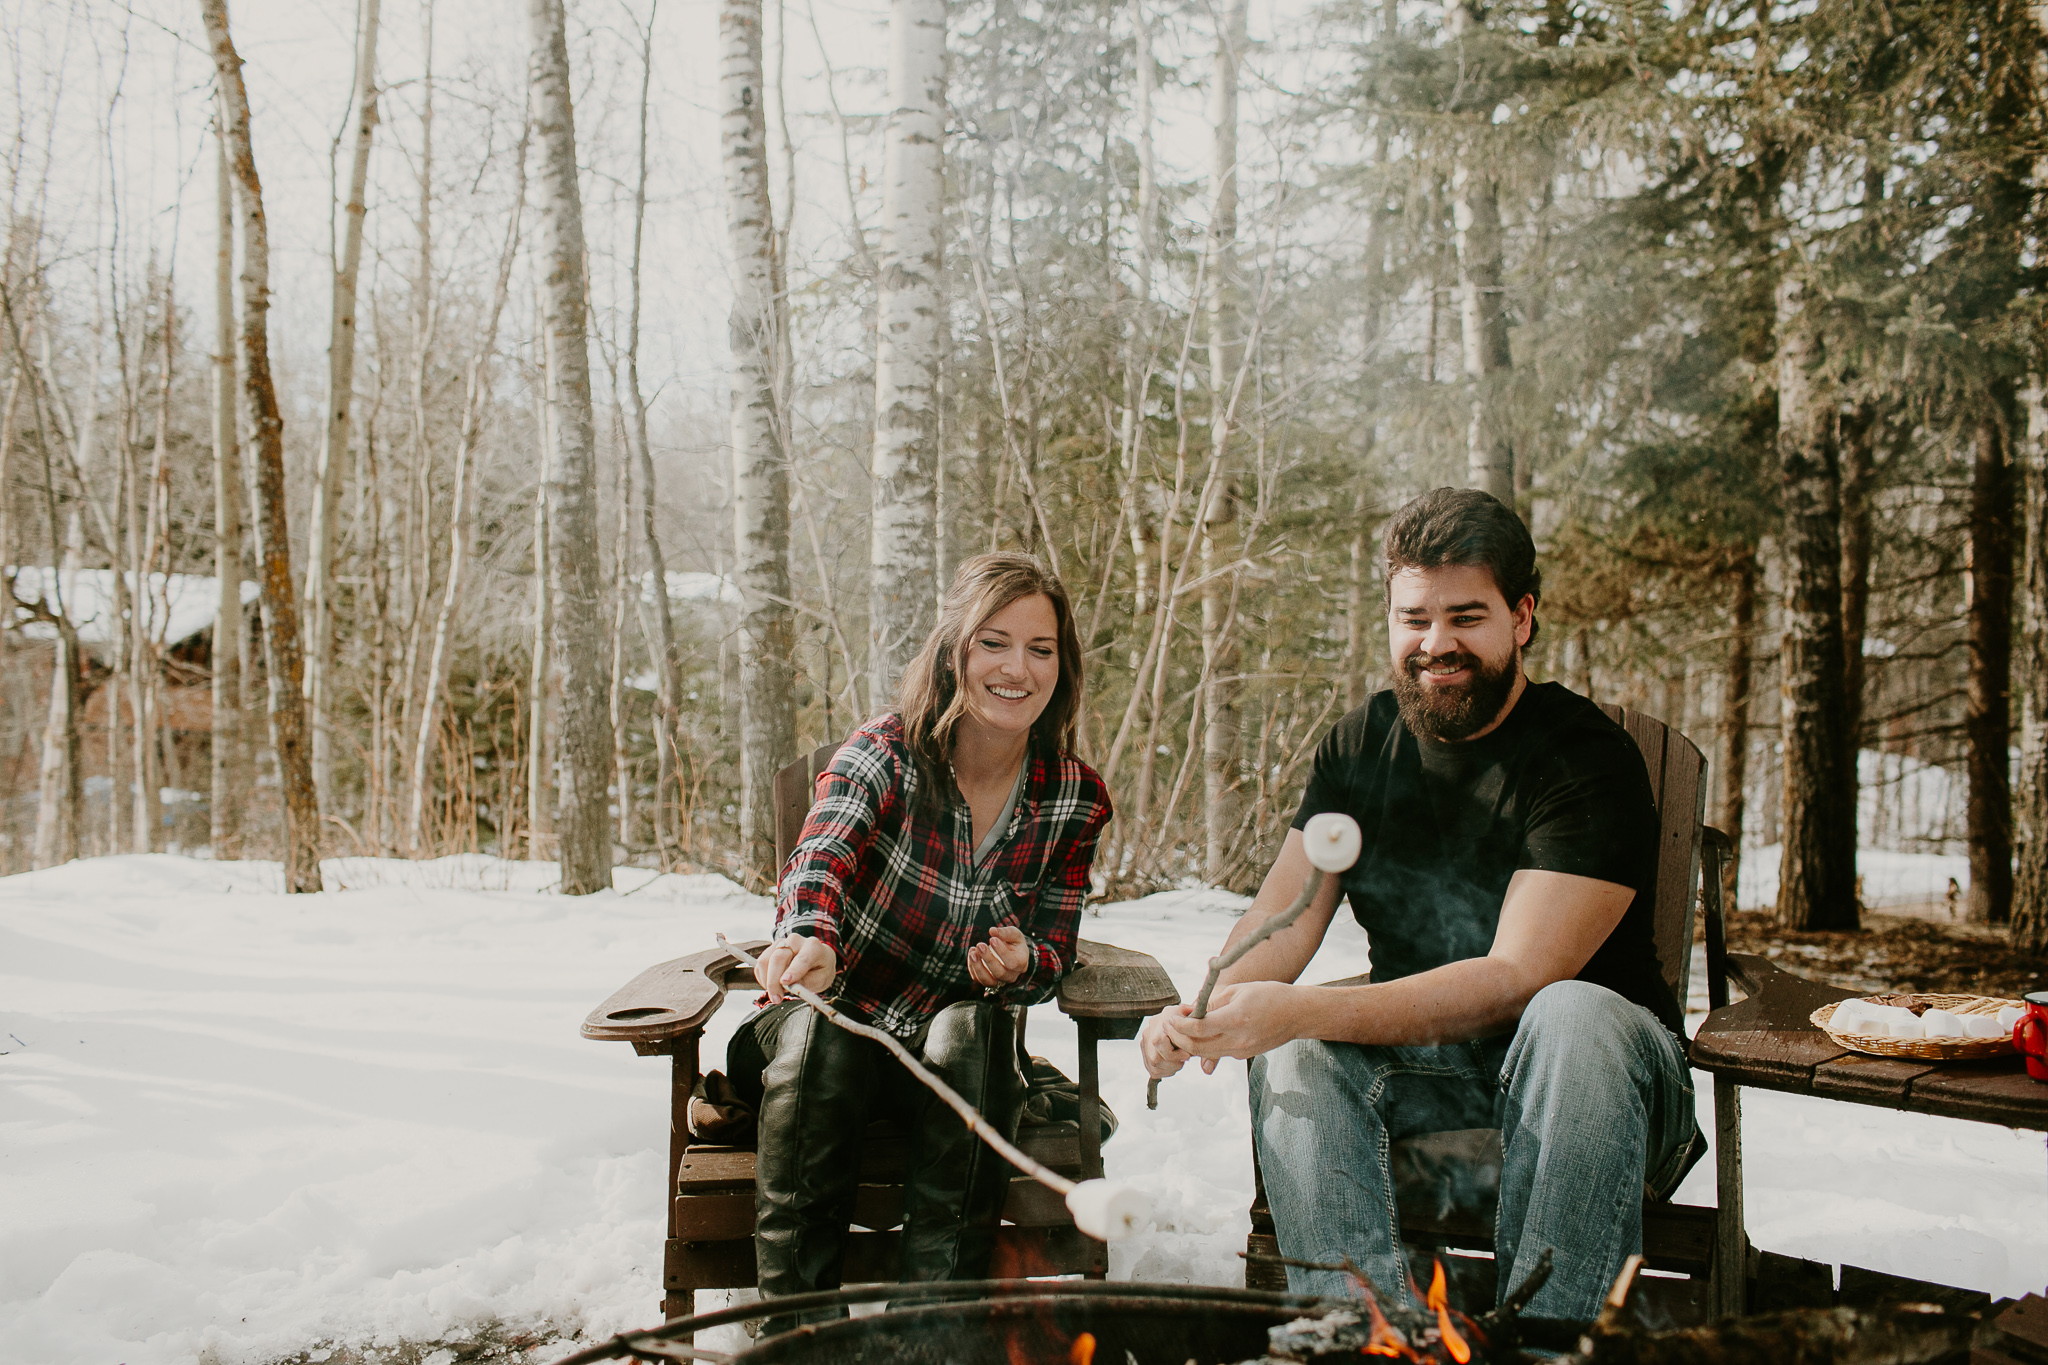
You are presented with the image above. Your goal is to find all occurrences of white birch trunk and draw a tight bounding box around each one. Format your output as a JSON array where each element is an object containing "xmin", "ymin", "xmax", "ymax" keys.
[
  {"xmin": 527, "ymin": 0, "xmax": 612, "ymax": 893},
  {"xmin": 622, "ymin": 4, "xmax": 681, "ymax": 863},
  {"xmin": 132, "ymin": 280, "xmax": 177, "ymax": 852},
  {"xmin": 404, "ymin": 128, "xmax": 524, "ymax": 854},
  {"xmin": 527, "ymin": 475, "xmax": 552, "ymax": 858},
  {"xmin": 1201, "ymin": 0, "xmax": 1246, "ymax": 883},
  {"xmin": 1122, "ymin": 0, "xmax": 1156, "ymax": 629},
  {"xmin": 723, "ymin": 0, "xmax": 798, "ymax": 879},
  {"xmin": 211, "ymin": 125, "xmax": 246, "ymax": 859},
  {"xmin": 201, "ymin": 3, "xmax": 324, "ymax": 893},
  {"xmin": 306, "ymin": 0, "xmax": 381, "ymax": 812},
  {"xmin": 868, "ymin": 0, "xmax": 946, "ymax": 706},
  {"xmin": 32, "ymin": 512, "xmax": 83, "ymax": 867},
  {"xmin": 610, "ymin": 454, "xmax": 633, "ymax": 852}
]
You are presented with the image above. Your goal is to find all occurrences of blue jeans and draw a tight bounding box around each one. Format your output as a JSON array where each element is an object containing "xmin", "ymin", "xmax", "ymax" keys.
[{"xmin": 1249, "ymin": 980, "xmax": 1697, "ymax": 1322}]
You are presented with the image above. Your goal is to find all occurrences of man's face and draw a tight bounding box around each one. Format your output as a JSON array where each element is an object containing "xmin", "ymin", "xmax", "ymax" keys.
[{"xmin": 1385, "ymin": 564, "xmax": 1533, "ymax": 741}]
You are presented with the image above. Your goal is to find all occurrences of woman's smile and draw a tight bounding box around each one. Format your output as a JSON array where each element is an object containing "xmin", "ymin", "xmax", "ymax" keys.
[{"xmin": 960, "ymin": 593, "xmax": 1060, "ymax": 738}]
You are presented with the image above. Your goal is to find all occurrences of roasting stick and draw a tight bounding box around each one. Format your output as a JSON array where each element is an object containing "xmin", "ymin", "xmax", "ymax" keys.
[
  {"xmin": 1147, "ymin": 813, "xmax": 1362, "ymax": 1110},
  {"xmin": 715, "ymin": 934, "xmax": 1148, "ymax": 1241}
]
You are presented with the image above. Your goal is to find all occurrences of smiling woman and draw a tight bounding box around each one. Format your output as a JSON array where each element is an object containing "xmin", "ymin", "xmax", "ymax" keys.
[{"xmin": 735, "ymin": 552, "xmax": 1113, "ymax": 1333}]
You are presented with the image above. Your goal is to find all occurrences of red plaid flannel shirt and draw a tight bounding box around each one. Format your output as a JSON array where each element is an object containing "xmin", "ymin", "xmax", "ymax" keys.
[{"xmin": 771, "ymin": 713, "xmax": 1113, "ymax": 1038}]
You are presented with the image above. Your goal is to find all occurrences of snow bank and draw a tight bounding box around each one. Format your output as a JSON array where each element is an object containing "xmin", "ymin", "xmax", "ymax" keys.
[
  {"xmin": 1, "ymin": 855, "xmax": 774, "ymax": 1364},
  {"xmin": 2, "ymin": 856, "xmax": 2042, "ymax": 1365},
  {"xmin": 1738, "ymin": 843, "xmax": 1971, "ymax": 912}
]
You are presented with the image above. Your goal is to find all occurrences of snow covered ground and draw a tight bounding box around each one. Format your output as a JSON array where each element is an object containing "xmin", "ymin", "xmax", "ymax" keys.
[
  {"xmin": 1739, "ymin": 843, "xmax": 1972, "ymax": 913},
  {"xmin": 3, "ymin": 856, "xmax": 2043, "ymax": 1365}
]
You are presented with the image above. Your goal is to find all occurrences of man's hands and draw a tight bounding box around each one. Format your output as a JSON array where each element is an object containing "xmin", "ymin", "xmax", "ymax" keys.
[
  {"xmin": 967, "ymin": 924, "xmax": 1031, "ymax": 990},
  {"xmin": 756, "ymin": 934, "xmax": 837, "ymax": 1002},
  {"xmin": 1142, "ymin": 981, "xmax": 1306, "ymax": 1076}
]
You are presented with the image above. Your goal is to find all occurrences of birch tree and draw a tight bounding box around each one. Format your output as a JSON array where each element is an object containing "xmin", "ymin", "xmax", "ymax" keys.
[
  {"xmin": 527, "ymin": 429, "xmax": 552, "ymax": 857},
  {"xmin": 722, "ymin": 0, "xmax": 797, "ymax": 878},
  {"xmin": 868, "ymin": 0, "xmax": 946, "ymax": 704},
  {"xmin": 1201, "ymin": 0, "xmax": 1246, "ymax": 882},
  {"xmin": 527, "ymin": 0, "xmax": 613, "ymax": 894},
  {"xmin": 210, "ymin": 125, "xmax": 246, "ymax": 859},
  {"xmin": 305, "ymin": 0, "xmax": 381, "ymax": 812},
  {"xmin": 620, "ymin": 1, "xmax": 681, "ymax": 863},
  {"xmin": 405, "ymin": 119, "xmax": 525, "ymax": 854},
  {"xmin": 131, "ymin": 277, "xmax": 177, "ymax": 852},
  {"xmin": 201, "ymin": 0, "xmax": 323, "ymax": 894}
]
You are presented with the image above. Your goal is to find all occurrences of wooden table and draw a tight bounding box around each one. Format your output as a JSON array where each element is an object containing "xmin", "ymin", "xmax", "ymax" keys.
[{"xmin": 1688, "ymin": 951, "xmax": 2048, "ymax": 1315}]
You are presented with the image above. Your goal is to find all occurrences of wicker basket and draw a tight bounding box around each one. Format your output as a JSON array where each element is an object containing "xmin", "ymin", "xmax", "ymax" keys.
[{"xmin": 1811, "ymin": 994, "xmax": 2023, "ymax": 1062}]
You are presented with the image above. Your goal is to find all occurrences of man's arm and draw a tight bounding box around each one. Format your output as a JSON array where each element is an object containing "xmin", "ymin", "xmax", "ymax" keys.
[
  {"xmin": 1138, "ymin": 828, "xmax": 1343, "ymax": 1080},
  {"xmin": 1159, "ymin": 867, "xmax": 1634, "ymax": 1066}
]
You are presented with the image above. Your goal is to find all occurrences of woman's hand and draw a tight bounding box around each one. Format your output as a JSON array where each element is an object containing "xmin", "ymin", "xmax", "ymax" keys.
[
  {"xmin": 756, "ymin": 935, "xmax": 837, "ymax": 1003},
  {"xmin": 967, "ymin": 924, "xmax": 1031, "ymax": 989}
]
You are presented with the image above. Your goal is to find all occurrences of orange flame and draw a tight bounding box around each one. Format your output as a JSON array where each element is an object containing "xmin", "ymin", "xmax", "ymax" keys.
[
  {"xmin": 1360, "ymin": 1288, "xmax": 1417, "ymax": 1359},
  {"xmin": 1426, "ymin": 1260, "xmax": 1472, "ymax": 1364},
  {"xmin": 1068, "ymin": 1332, "xmax": 1097, "ymax": 1365}
]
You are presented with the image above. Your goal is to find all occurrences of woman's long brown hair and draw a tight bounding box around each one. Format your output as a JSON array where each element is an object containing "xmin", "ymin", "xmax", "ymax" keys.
[{"xmin": 895, "ymin": 552, "xmax": 1083, "ymax": 810}]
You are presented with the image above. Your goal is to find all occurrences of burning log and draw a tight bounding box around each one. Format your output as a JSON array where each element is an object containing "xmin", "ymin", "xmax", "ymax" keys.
[
  {"xmin": 1563, "ymin": 1304, "xmax": 1974, "ymax": 1365},
  {"xmin": 1549, "ymin": 1252, "xmax": 1977, "ymax": 1365},
  {"xmin": 1238, "ymin": 1250, "xmax": 1975, "ymax": 1365},
  {"xmin": 1242, "ymin": 1250, "xmax": 1511, "ymax": 1364}
]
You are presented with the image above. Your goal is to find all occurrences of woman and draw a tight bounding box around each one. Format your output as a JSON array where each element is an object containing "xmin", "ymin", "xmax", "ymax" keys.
[{"xmin": 732, "ymin": 552, "xmax": 1111, "ymax": 1319}]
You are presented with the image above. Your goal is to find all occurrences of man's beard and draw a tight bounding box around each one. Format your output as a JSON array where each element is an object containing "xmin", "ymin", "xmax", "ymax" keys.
[{"xmin": 1388, "ymin": 645, "xmax": 1521, "ymax": 741}]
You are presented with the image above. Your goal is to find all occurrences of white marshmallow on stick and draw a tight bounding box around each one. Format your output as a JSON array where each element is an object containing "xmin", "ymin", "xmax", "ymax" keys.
[
  {"xmin": 1065, "ymin": 1179, "xmax": 1151, "ymax": 1242},
  {"xmin": 1301, "ymin": 812, "xmax": 1364, "ymax": 873}
]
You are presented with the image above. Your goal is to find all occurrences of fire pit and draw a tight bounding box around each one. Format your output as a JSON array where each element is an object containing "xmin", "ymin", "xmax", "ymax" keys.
[
  {"xmin": 734, "ymin": 1287, "xmax": 1312, "ymax": 1364},
  {"xmin": 556, "ymin": 1259, "xmax": 1989, "ymax": 1365},
  {"xmin": 554, "ymin": 1265, "xmax": 1576, "ymax": 1365}
]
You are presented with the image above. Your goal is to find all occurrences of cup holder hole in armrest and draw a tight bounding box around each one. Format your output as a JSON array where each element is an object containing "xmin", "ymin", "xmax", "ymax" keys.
[{"xmin": 607, "ymin": 1007, "xmax": 673, "ymax": 1020}]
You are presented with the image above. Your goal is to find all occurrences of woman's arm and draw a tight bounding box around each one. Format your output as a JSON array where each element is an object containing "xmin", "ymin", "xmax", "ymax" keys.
[
  {"xmin": 994, "ymin": 787, "xmax": 1112, "ymax": 1005},
  {"xmin": 773, "ymin": 728, "xmax": 897, "ymax": 959}
]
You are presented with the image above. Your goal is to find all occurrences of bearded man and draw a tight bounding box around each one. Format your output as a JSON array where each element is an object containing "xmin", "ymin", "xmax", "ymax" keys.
[{"xmin": 1141, "ymin": 487, "xmax": 1700, "ymax": 1322}]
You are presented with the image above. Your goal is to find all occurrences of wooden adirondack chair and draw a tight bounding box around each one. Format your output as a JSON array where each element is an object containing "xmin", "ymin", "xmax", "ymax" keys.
[
  {"xmin": 1243, "ymin": 705, "xmax": 1735, "ymax": 1313},
  {"xmin": 583, "ymin": 740, "xmax": 1180, "ymax": 1322}
]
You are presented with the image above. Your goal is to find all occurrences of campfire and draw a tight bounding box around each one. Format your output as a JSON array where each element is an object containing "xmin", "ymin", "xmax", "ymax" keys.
[{"xmin": 556, "ymin": 1250, "xmax": 2019, "ymax": 1365}]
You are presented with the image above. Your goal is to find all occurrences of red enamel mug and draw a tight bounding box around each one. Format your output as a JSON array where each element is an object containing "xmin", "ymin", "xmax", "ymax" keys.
[{"xmin": 2017, "ymin": 992, "xmax": 2048, "ymax": 1082}]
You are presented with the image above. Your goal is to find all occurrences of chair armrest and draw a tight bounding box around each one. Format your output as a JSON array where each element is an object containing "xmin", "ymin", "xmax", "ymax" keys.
[
  {"xmin": 581, "ymin": 939, "xmax": 769, "ymax": 1046},
  {"xmin": 1057, "ymin": 939, "xmax": 1179, "ymax": 1020}
]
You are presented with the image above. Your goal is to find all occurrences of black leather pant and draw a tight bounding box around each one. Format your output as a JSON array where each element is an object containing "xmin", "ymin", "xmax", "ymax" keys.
[{"xmin": 735, "ymin": 998, "xmax": 1027, "ymax": 1328}]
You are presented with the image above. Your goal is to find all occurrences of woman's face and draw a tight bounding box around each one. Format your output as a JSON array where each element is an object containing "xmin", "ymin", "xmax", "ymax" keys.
[{"xmin": 958, "ymin": 592, "xmax": 1061, "ymax": 742}]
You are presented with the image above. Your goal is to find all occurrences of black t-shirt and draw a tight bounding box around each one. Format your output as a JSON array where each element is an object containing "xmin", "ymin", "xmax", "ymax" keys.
[{"xmin": 1290, "ymin": 680, "xmax": 1682, "ymax": 1038}]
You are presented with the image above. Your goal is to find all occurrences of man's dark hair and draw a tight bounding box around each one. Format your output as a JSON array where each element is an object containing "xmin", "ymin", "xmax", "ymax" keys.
[{"xmin": 1381, "ymin": 487, "xmax": 1541, "ymax": 645}]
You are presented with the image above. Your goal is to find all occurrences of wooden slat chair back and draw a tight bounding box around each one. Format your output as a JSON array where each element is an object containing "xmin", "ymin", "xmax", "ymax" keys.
[
  {"xmin": 1244, "ymin": 704, "xmax": 1725, "ymax": 1303},
  {"xmin": 772, "ymin": 741, "xmax": 844, "ymax": 879},
  {"xmin": 587, "ymin": 738, "xmax": 1178, "ymax": 1322}
]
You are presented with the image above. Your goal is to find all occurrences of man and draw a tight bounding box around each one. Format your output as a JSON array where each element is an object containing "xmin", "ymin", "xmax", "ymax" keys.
[{"xmin": 1141, "ymin": 487, "xmax": 1700, "ymax": 1321}]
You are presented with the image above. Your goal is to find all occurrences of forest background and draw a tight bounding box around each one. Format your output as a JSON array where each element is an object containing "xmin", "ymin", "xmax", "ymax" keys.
[{"xmin": 3, "ymin": 0, "xmax": 2047, "ymax": 958}]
